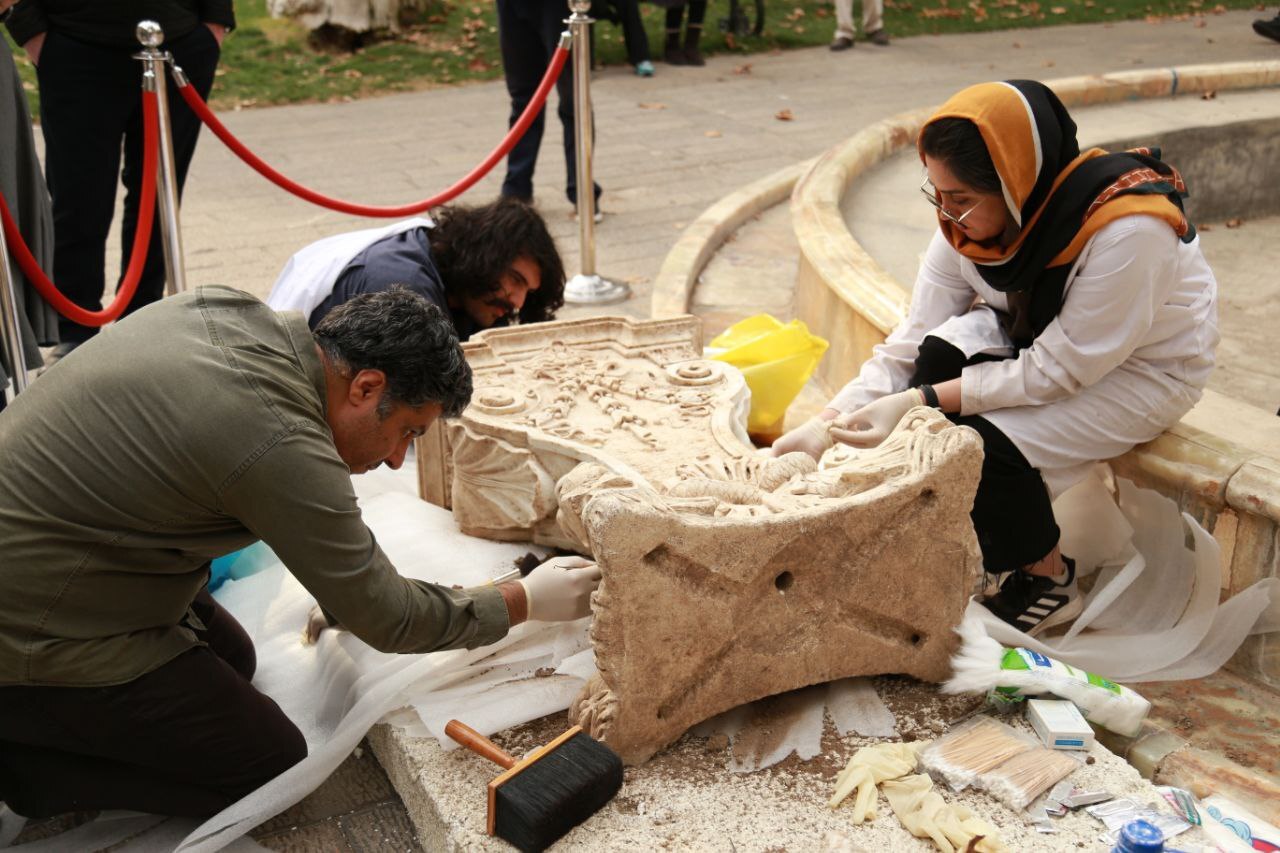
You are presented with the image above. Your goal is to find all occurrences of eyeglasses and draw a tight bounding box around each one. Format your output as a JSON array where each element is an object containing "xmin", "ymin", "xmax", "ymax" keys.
[{"xmin": 919, "ymin": 173, "xmax": 985, "ymax": 226}]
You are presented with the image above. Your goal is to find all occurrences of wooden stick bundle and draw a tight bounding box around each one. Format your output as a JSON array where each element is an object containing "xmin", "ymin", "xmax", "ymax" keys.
[
  {"xmin": 921, "ymin": 717, "xmax": 1034, "ymax": 789},
  {"xmin": 978, "ymin": 746, "xmax": 1079, "ymax": 811}
]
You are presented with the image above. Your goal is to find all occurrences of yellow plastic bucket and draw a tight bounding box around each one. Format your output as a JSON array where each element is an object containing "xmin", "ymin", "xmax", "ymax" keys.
[{"xmin": 707, "ymin": 315, "xmax": 828, "ymax": 436}]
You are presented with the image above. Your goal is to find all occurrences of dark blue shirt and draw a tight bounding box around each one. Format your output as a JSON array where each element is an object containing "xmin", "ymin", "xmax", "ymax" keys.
[{"xmin": 307, "ymin": 227, "xmax": 478, "ymax": 340}]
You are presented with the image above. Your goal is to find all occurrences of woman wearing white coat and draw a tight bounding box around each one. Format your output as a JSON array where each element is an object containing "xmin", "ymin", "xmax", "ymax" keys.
[{"xmin": 772, "ymin": 80, "xmax": 1218, "ymax": 636}]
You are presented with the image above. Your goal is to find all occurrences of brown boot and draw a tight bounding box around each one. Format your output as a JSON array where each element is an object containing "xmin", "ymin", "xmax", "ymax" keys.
[
  {"xmin": 683, "ymin": 23, "xmax": 705, "ymax": 66},
  {"xmin": 664, "ymin": 28, "xmax": 686, "ymax": 64}
]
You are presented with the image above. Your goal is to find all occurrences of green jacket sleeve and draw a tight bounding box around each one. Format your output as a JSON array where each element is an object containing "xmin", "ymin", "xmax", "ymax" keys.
[{"xmin": 220, "ymin": 426, "xmax": 510, "ymax": 654}]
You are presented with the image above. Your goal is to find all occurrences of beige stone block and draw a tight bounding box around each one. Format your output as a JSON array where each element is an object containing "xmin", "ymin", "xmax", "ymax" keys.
[{"xmin": 421, "ymin": 317, "xmax": 982, "ymax": 764}]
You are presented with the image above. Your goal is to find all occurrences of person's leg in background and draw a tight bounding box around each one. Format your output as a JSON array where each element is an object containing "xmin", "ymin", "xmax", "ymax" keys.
[
  {"xmin": 0, "ymin": 590, "xmax": 303, "ymax": 819},
  {"xmin": 497, "ymin": 0, "xmax": 547, "ymax": 202},
  {"xmin": 681, "ymin": 1, "xmax": 707, "ymax": 66},
  {"xmin": 664, "ymin": 4, "xmax": 686, "ymax": 63},
  {"xmin": 862, "ymin": 0, "xmax": 890, "ymax": 44},
  {"xmin": 34, "ymin": 33, "xmax": 134, "ymax": 348},
  {"xmin": 535, "ymin": 0, "xmax": 601, "ymax": 208},
  {"xmin": 616, "ymin": 0, "xmax": 654, "ymax": 75},
  {"xmin": 830, "ymin": 0, "xmax": 856, "ymax": 49},
  {"xmin": 117, "ymin": 25, "xmax": 221, "ymax": 318}
]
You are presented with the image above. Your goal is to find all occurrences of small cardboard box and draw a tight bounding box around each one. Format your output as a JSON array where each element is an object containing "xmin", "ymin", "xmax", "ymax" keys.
[{"xmin": 1027, "ymin": 698, "xmax": 1095, "ymax": 750}]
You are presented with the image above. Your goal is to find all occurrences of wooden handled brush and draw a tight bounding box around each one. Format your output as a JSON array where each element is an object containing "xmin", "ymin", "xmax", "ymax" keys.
[{"xmin": 445, "ymin": 719, "xmax": 624, "ymax": 853}]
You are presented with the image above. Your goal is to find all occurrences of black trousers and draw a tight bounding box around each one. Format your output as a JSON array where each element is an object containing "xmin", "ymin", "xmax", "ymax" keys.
[
  {"xmin": 605, "ymin": 0, "xmax": 651, "ymax": 65},
  {"xmin": 910, "ymin": 335, "xmax": 1061, "ymax": 573},
  {"xmin": 35, "ymin": 27, "xmax": 220, "ymax": 345},
  {"xmin": 496, "ymin": 0, "xmax": 599, "ymax": 205},
  {"xmin": 0, "ymin": 590, "xmax": 306, "ymax": 819}
]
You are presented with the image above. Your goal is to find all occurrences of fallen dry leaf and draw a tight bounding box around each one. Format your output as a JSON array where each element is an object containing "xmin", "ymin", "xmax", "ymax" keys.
[
  {"xmin": 733, "ymin": 63, "xmax": 753, "ymax": 75},
  {"xmin": 1201, "ymin": 89, "xmax": 1217, "ymax": 99},
  {"xmin": 705, "ymin": 130, "xmax": 723, "ymax": 137},
  {"xmin": 1051, "ymin": 5, "xmax": 1066, "ymax": 11},
  {"xmin": 1225, "ymin": 217, "xmax": 1243, "ymax": 228},
  {"xmin": 1042, "ymin": 59, "xmax": 1056, "ymax": 66},
  {"xmin": 775, "ymin": 108, "xmax": 795, "ymax": 121},
  {"xmin": 1194, "ymin": 17, "xmax": 1207, "ymax": 26},
  {"xmin": 638, "ymin": 102, "xmax": 668, "ymax": 110},
  {"xmin": 1198, "ymin": 224, "xmax": 1213, "ymax": 232}
]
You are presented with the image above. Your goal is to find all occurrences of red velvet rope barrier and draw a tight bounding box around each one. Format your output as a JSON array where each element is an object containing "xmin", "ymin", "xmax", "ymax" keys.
[
  {"xmin": 0, "ymin": 90, "xmax": 160, "ymax": 328},
  {"xmin": 176, "ymin": 45, "xmax": 571, "ymax": 217}
]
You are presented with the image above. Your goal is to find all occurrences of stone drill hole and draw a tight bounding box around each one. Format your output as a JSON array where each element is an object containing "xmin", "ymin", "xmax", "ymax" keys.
[
  {"xmin": 775, "ymin": 571, "xmax": 794, "ymax": 591},
  {"xmin": 910, "ymin": 633, "xmax": 922, "ymax": 645}
]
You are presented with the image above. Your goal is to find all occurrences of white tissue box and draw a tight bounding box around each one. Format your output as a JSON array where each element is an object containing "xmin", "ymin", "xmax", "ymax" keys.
[{"xmin": 1027, "ymin": 698, "xmax": 1095, "ymax": 750}]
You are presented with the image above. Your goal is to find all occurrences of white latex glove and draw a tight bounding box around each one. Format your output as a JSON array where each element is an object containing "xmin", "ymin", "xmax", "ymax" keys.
[
  {"xmin": 770, "ymin": 417, "xmax": 834, "ymax": 460},
  {"xmin": 518, "ymin": 556, "xmax": 602, "ymax": 622},
  {"xmin": 829, "ymin": 389, "xmax": 924, "ymax": 449}
]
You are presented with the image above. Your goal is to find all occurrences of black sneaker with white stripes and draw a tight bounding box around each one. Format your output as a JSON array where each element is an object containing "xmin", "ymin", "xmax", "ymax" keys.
[{"xmin": 983, "ymin": 556, "xmax": 1081, "ymax": 636}]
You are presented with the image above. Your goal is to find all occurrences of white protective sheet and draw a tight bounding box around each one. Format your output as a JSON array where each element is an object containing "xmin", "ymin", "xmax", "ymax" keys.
[
  {"xmin": 971, "ymin": 475, "xmax": 1280, "ymax": 683},
  {"xmin": 691, "ymin": 677, "xmax": 898, "ymax": 774}
]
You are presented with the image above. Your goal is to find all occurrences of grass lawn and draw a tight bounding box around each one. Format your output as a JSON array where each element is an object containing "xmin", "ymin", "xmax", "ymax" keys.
[{"xmin": 5, "ymin": 0, "xmax": 1268, "ymax": 113}]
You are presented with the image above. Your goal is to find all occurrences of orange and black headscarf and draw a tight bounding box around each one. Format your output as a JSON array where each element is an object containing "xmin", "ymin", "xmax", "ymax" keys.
[{"xmin": 918, "ymin": 80, "xmax": 1195, "ymax": 346}]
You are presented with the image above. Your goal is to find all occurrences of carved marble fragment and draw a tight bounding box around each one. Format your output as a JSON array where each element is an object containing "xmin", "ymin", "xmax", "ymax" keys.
[{"xmin": 417, "ymin": 316, "xmax": 984, "ymax": 764}]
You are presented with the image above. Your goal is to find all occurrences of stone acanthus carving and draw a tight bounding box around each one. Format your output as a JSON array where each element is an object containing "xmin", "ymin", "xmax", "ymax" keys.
[{"xmin": 417, "ymin": 316, "xmax": 984, "ymax": 764}]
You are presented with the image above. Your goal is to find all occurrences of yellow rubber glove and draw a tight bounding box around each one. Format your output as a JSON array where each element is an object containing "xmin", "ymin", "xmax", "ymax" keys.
[
  {"xmin": 882, "ymin": 774, "xmax": 1007, "ymax": 853},
  {"xmin": 828, "ymin": 742, "xmax": 921, "ymax": 823}
]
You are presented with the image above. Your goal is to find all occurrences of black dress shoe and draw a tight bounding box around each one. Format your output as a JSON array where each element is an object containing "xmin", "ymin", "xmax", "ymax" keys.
[{"xmin": 1254, "ymin": 14, "xmax": 1280, "ymax": 41}]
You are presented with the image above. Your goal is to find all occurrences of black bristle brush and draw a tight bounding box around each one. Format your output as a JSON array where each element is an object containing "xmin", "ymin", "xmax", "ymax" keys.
[{"xmin": 445, "ymin": 719, "xmax": 624, "ymax": 852}]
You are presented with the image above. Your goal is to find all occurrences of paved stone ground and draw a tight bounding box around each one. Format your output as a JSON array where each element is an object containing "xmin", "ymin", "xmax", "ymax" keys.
[{"xmin": 21, "ymin": 11, "xmax": 1271, "ymax": 851}]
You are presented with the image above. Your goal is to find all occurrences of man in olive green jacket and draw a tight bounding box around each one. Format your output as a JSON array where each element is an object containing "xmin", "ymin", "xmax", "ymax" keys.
[{"xmin": 0, "ymin": 286, "xmax": 600, "ymax": 820}]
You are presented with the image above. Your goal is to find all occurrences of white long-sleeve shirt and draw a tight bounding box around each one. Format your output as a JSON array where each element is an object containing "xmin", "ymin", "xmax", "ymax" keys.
[{"xmin": 830, "ymin": 215, "xmax": 1218, "ymax": 420}]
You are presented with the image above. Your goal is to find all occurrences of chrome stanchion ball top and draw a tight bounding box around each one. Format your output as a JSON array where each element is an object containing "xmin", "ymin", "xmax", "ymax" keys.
[{"xmin": 136, "ymin": 20, "xmax": 164, "ymax": 49}]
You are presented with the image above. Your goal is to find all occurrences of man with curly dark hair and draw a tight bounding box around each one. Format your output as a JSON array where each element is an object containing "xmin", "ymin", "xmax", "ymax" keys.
[{"xmin": 268, "ymin": 196, "xmax": 566, "ymax": 340}]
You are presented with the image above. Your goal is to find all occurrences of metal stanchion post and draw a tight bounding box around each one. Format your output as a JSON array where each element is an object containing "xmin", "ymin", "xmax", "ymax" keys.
[
  {"xmin": 563, "ymin": 1, "xmax": 629, "ymax": 305},
  {"xmin": 135, "ymin": 20, "xmax": 187, "ymax": 295},
  {"xmin": 0, "ymin": 221, "xmax": 30, "ymax": 397}
]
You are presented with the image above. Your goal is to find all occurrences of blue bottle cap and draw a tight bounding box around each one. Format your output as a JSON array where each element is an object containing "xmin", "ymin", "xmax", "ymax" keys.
[{"xmin": 1119, "ymin": 819, "xmax": 1165, "ymax": 853}]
